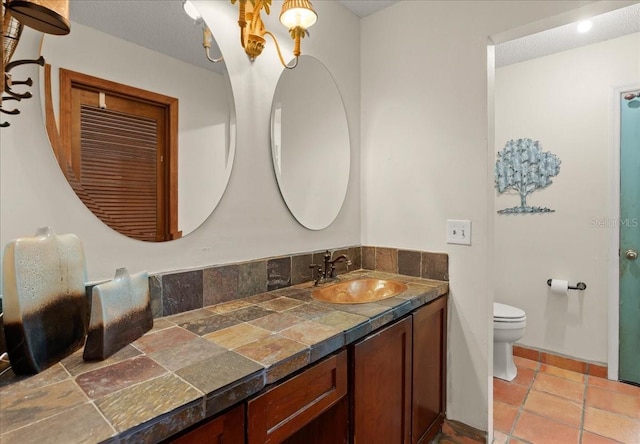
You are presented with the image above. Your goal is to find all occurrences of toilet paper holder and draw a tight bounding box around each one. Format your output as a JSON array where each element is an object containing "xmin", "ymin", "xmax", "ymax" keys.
[{"xmin": 546, "ymin": 279, "xmax": 587, "ymax": 291}]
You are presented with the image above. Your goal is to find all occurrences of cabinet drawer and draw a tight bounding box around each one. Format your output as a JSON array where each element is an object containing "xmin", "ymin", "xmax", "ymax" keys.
[{"xmin": 247, "ymin": 349, "xmax": 347, "ymax": 444}]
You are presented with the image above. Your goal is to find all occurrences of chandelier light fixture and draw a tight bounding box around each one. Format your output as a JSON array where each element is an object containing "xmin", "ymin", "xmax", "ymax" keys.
[
  {"xmin": 183, "ymin": 0, "xmax": 316, "ymax": 69},
  {"xmin": 232, "ymin": 0, "xmax": 317, "ymax": 69}
]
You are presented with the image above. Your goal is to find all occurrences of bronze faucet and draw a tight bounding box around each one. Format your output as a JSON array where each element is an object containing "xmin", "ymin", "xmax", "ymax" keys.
[{"xmin": 310, "ymin": 250, "xmax": 352, "ymax": 285}]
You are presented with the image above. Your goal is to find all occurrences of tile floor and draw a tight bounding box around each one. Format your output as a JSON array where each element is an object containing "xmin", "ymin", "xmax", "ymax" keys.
[{"xmin": 494, "ymin": 356, "xmax": 640, "ymax": 444}]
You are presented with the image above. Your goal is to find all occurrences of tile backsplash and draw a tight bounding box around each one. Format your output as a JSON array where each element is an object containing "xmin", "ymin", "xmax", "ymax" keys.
[
  {"xmin": 363, "ymin": 246, "xmax": 449, "ymax": 281},
  {"xmin": 0, "ymin": 246, "xmax": 449, "ymax": 358},
  {"xmin": 147, "ymin": 245, "xmax": 448, "ymax": 320}
]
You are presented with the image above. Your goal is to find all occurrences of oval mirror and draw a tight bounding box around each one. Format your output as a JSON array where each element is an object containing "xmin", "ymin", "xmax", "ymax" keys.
[
  {"xmin": 271, "ymin": 55, "xmax": 350, "ymax": 230},
  {"xmin": 40, "ymin": 0, "xmax": 236, "ymax": 242}
]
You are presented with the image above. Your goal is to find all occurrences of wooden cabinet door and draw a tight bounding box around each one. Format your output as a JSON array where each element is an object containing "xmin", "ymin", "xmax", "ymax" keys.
[
  {"xmin": 412, "ymin": 296, "xmax": 447, "ymax": 444},
  {"xmin": 352, "ymin": 316, "xmax": 412, "ymax": 444},
  {"xmin": 170, "ymin": 403, "xmax": 244, "ymax": 444}
]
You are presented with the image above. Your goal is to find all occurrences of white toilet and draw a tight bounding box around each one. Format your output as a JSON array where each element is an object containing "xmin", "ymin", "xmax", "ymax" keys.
[{"xmin": 493, "ymin": 302, "xmax": 527, "ymax": 381}]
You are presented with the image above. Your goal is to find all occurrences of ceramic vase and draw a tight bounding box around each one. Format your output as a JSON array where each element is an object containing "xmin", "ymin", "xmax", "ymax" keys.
[
  {"xmin": 83, "ymin": 267, "xmax": 152, "ymax": 361},
  {"xmin": 2, "ymin": 227, "xmax": 88, "ymax": 374}
]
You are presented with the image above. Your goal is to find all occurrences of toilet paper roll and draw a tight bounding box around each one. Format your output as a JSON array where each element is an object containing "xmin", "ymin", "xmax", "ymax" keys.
[{"xmin": 550, "ymin": 279, "xmax": 569, "ymax": 295}]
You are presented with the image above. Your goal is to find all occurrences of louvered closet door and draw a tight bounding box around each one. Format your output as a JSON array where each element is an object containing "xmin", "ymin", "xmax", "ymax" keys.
[{"xmin": 70, "ymin": 87, "xmax": 169, "ymax": 242}]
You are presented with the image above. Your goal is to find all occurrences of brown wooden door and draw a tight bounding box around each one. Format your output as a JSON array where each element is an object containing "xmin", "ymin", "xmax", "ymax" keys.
[
  {"xmin": 412, "ymin": 296, "xmax": 447, "ymax": 444},
  {"xmin": 59, "ymin": 69, "xmax": 180, "ymax": 242},
  {"xmin": 352, "ymin": 316, "xmax": 412, "ymax": 444},
  {"xmin": 169, "ymin": 404, "xmax": 244, "ymax": 444}
]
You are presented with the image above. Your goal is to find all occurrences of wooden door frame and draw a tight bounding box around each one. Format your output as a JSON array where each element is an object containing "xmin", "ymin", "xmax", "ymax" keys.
[
  {"xmin": 58, "ymin": 68, "xmax": 180, "ymax": 240},
  {"xmin": 608, "ymin": 82, "xmax": 640, "ymax": 381}
]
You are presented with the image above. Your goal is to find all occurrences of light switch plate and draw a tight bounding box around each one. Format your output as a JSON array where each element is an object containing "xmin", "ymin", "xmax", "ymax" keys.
[{"xmin": 446, "ymin": 220, "xmax": 471, "ymax": 245}]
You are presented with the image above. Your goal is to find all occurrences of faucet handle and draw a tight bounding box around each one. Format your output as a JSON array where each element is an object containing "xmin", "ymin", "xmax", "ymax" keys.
[{"xmin": 309, "ymin": 264, "xmax": 320, "ymax": 281}]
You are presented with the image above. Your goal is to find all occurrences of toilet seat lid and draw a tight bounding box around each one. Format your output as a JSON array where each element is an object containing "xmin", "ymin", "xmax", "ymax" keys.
[{"xmin": 494, "ymin": 302, "xmax": 526, "ymax": 320}]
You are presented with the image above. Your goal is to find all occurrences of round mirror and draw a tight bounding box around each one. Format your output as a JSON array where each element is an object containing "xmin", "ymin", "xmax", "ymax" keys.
[
  {"xmin": 40, "ymin": 1, "xmax": 236, "ymax": 242},
  {"xmin": 271, "ymin": 55, "xmax": 350, "ymax": 230}
]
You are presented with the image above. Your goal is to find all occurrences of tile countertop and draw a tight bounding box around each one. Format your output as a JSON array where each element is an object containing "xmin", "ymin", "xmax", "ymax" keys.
[{"xmin": 0, "ymin": 270, "xmax": 448, "ymax": 444}]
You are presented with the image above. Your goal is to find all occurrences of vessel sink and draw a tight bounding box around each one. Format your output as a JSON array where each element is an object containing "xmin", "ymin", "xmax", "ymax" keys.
[{"xmin": 312, "ymin": 278, "xmax": 408, "ymax": 304}]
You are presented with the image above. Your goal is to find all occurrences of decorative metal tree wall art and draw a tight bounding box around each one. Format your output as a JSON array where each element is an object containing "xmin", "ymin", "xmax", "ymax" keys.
[{"xmin": 495, "ymin": 138, "xmax": 561, "ymax": 214}]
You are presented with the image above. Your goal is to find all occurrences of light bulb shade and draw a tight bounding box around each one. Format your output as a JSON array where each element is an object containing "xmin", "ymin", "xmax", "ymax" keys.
[
  {"xmin": 6, "ymin": 0, "xmax": 70, "ymax": 35},
  {"xmin": 183, "ymin": 0, "xmax": 201, "ymax": 21},
  {"xmin": 279, "ymin": 0, "xmax": 317, "ymax": 30}
]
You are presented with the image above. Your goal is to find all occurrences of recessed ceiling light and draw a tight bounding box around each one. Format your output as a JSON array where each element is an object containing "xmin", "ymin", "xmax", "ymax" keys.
[{"xmin": 577, "ymin": 20, "xmax": 593, "ymax": 33}]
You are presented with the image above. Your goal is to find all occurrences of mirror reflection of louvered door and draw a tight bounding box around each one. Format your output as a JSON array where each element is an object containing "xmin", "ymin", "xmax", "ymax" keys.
[{"xmin": 60, "ymin": 69, "xmax": 180, "ymax": 242}]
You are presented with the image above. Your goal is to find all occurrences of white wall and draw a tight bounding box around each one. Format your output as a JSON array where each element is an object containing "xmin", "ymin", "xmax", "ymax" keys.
[
  {"xmin": 0, "ymin": 0, "xmax": 361, "ymax": 284},
  {"xmin": 360, "ymin": 0, "xmax": 608, "ymax": 432},
  {"xmin": 494, "ymin": 33, "xmax": 640, "ymax": 364}
]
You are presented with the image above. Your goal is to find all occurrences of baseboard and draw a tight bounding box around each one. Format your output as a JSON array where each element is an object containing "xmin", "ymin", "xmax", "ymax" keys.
[
  {"xmin": 417, "ymin": 413, "xmax": 445, "ymax": 444},
  {"xmin": 439, "ymin": 418, "xmax": 487, "ymax": 443},
  {"xmin": 513, "ymin": 344, "xmax": 608, "ymax": 377}
]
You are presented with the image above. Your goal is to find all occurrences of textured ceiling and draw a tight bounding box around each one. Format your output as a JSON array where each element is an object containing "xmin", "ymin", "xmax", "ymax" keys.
[
  {"xmin": 495, "ymin": 2, "xmax": 640, "ymax": 67},
  {"xmin": 338, "ymin": 0, "xmax": 399, "ymax": 18},
  {"xmin": 68, "ymin": 1, "xmax": 639, "ymax": 74}
]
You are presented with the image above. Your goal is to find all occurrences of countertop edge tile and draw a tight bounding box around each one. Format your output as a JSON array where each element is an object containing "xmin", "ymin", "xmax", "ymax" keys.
[
  {"xmin": 309, "ymin": 333, "xmax": 345, "ymax": 363},
  {"xmin": 344, "ymin": 320, "xmax": 373, "ymax": 344},
  {"xmin": 94, "ymin": 373, "xmax": 204, "ymax": 435},
  {"xmin": 205, "ymin": 370, "xmax": 265, "ymax": 417},
  {"xmin": 393, "ymin": 300, "xmax": 415, "ymax": 319},
  {"xmin": 370, "ymin": 310, "xmax": 396, "ymax": 331},
  {"xmin": 265, "ymin": 349, "xmax": 311, "ymax": 385},
  {"xmin": 116, "ymin": 398, "xmax": 205, "ymax": 444}
]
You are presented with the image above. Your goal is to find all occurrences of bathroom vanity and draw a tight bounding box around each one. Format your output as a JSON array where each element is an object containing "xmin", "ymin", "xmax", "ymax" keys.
[{"xmin": 0, "ymin": 271, "xmax": 447, "ymax": 444}]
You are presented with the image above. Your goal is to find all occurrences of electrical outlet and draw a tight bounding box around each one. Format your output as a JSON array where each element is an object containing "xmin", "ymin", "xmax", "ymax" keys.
[{"xmin": 446, "ymin": 220, "xmax": 471, "ymax": 245}]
